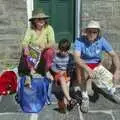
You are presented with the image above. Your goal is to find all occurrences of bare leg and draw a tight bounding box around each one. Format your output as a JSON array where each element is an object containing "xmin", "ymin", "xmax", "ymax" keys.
[
  {"xmin": 76, "ymin": 66, "xmax": 93, "ymax": 95},
  {"xmin": 76, "ymin": 66, "xmax": 89, "ymax": 113},
  {"xmin": 60, "ymin": 77, "xmax": 71, "ymax": 101},
  {"xmin": 76, "ymin": 67, "xmax": 87, "ymax": 92},
  {"xmin": 87, "ymin": 79, "xmax": 94, "ymax": 96}
]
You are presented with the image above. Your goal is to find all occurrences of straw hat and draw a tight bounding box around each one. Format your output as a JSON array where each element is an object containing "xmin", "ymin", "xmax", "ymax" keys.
[
  {"xmin": 29, "ymin": 11, "xmax": 49, "ymax": 21},
  {"xmin": 86, "ymin": 20, "xmax": 101, "ymax": 29}
]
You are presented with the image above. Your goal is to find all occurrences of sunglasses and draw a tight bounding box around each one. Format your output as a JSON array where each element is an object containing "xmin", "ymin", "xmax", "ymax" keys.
[{"xmin": 87, "ymin": 30, "xmax": 98, "ymax": 34}]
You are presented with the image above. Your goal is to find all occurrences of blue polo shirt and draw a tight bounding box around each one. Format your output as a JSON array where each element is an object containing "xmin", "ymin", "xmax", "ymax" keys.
[{"xmin": 74, "ymin": 36, "xmax": 113, "ymax": 63}]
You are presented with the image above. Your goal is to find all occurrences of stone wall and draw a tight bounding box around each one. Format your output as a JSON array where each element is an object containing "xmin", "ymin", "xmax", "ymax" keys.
[
  {"xmin": 81, "ymin": 0, "xmax": 120, "ymax": 51},
  {"xmin": 0, "ymin": 0, "xmax": 27, "ymax": 71},
  {"xmin": 0, "ymin": 0, "xmax": 120, "ymax": 71}
]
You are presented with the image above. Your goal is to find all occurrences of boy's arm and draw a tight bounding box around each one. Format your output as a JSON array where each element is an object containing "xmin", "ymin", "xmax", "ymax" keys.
[{"xmin": 51, "ymin": 56, "xmax": 59, "ymax": 73}]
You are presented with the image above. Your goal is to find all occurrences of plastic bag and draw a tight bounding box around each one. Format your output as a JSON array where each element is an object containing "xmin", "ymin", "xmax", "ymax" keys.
[
  {"xmin": 0, "ymin": 71, "xmax": 17, "ymax": 95},
  {"xmin": 17, "ymin": 76, "xmax": 49, "ymax": 113}
]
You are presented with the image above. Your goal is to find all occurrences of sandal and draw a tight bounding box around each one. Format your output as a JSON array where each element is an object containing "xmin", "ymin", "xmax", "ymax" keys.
[
  {"xmin": 58, "ymin": 100, "xmax": 67, "ymax": 113},
  {"xmin": 67, "ymin": 98, "xmax": 77, "ymax": 110}
]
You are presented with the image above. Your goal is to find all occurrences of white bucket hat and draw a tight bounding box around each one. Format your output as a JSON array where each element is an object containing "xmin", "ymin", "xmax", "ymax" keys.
[{"xmin": 86, "ymin": 20, "xmax": 101, "ymax": 29}]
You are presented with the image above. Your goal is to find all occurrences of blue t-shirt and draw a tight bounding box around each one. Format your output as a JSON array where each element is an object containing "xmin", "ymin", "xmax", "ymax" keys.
[{"xmin": 74, "ymin": 36, "xmax": 113, "ymax": 63}]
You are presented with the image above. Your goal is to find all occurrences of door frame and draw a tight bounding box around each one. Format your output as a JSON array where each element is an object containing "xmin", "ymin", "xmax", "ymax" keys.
[
  {"xmin": 26, "ymin": 0, "xmax": 34, "ymax": 27},
  {"xmin": 26, "ymin": 0, "xmax": 81, "ymax": 40}
]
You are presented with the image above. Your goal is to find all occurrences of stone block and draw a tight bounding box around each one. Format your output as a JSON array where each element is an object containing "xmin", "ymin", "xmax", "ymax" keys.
[
  {"xmin": 113, "ymin": 111, "xmax": 120, "ymax": 120},
  {"xmin": 89, "ymin": 91, "xmax": 120, "ymax": 110},
  {"xmin": 0, "ymin": 5, "xmax": 4, "ymax": 15},
  {"xmin": 0, "ymin": 114, "xmax": 30, "ymax": 120},
  {"xmin": 0, "ymin": 18, "xmax": 11, "ymax": 26},
  {"xmin": 0, "ymin": 95, "xmax": 19, "ymax": 113},
  {"xmin": 39, "ymin": 104, "xmax": 80, "ymax": 120},
  {"xmin": 83, "ymin": 112, "xmax": 113, "ymax": 120},
  {"xmin": 0, "ymin": 28, "xmax": 23, "ymax": 35}
]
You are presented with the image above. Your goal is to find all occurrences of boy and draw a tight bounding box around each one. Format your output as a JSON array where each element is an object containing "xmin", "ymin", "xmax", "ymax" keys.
[{"xmin": 51, "ymin": 39, "xmax": 77, "ymax": 113}]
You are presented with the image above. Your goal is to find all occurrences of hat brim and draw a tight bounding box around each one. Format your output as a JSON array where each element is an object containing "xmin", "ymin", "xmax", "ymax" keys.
[
  {"xmin": 86, "ymin": 27, "xmax": 100, "ymax": 29},
  {"xmin": 29, "ymin": 16, "xmax": 50, "ymax": 21}
]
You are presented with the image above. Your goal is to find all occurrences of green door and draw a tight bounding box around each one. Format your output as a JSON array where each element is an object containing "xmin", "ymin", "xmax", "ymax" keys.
[{"xmin": 34, "ymin": 0, "xmax": 75, "ymax": 43}]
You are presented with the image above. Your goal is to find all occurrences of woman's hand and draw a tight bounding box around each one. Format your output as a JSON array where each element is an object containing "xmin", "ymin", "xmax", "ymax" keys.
[
  {"xmin": 24, "ymin": 47, "xmax": 30, "ymax": 56},
  {"xmin": 45, "ymin": 43, "xmax": 52, "ymax": 49}
]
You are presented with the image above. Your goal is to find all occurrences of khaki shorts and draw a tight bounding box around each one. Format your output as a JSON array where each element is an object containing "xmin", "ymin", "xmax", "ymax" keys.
[{"xmin": 92, "ymin": 65, "xmax": 113, "ymax": 90}]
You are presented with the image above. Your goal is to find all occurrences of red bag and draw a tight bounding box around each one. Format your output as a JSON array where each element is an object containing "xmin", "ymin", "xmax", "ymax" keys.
[{"xmin": 0, "ymin": 71, "xmax": 17, "ymax": 95}]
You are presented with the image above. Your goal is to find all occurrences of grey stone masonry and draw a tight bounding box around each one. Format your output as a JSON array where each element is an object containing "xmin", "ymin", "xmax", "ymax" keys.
[
  {"xmin": 0, "ymin": 0, "xmax": 120, "ymax": 71},
  {"xmin": 0, "ymin": 0, "xmax": 27, "ymax": 71},
  {"xmin": 0, "ymin": 87, "xmax": 120, "ymax": 120},
  {"xmin": 81, "ymin": 0, "xmax": 120, "ymax": 51}
]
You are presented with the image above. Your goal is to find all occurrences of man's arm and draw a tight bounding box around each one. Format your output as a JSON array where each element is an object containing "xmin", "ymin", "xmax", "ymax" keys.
[
  {"xmin": 108, "ymin": 50, "xmax": 120, "ymax": 71},
  {"xmin": 74, "ymin": 51, "xmax": 93, "ymax": 78},
  {"xmin": 108, "ymin": 50, "xmax": 120, "ymax": 83}
]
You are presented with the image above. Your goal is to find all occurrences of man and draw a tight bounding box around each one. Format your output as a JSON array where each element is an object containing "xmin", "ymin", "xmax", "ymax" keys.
[{"xmin": 74, "ymin": 20, "xmax": 120, "ymax": 113}]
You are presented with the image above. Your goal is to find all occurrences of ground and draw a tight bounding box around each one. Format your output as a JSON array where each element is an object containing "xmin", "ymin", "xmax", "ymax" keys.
[{"xmin": 0, "ymin": 85, "xmax": 120, "ymax": 120}]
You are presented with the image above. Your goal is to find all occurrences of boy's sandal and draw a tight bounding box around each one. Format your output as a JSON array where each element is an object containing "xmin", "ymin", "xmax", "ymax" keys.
[{"xmin": 67, "ymin": 98, "xmax": 77, "ymax": 110}]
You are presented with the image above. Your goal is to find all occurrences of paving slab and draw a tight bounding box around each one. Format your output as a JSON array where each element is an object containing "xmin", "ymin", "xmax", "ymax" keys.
[
  {"xmin": 89, "ymin": 93, "xmax": 120, "ymax": 110},
  {"xmin": 0, "ymin": 94, "xmax": 81, "ymax": 120},
  {"xmin": 112, "ymin": 111, "xmax": 120, "ymax": 120},
  {"xmin": 89, "ymin": 86, "xmax": 120, "ymax": 110},
  {"xmin": 83, "ymin": 112, "xmax": 113, "ymax": 120},
  {"xmin": 38, "ymin": 103, "xmax": 81, "ymax": 120},
  {"xmin": 0, "ymin": 113, "xmax": 30, "ymax": 120},
  {"xmin": 0, "ymin": 86, "xmax": 120, "ymax": 120},
  {"xmin": 82, "ymin": 86, "xmax": 120, "ymax": 120},
  {"xmin": 0, "ymin": 94, "xmax": 19, "ymax": 113}
]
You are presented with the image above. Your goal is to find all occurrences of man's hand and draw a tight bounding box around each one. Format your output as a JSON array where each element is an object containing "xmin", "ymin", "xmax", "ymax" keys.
[{"xmin": 87, "ymin": 68, "xmax": 94, "ymax": 79}]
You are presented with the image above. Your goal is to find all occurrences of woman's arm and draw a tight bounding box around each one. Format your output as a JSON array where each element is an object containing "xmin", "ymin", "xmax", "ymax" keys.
[
  {"xmin": 22, "ymin": 28, "xmax": 32, "ymax": 55},
  {"xmin": 22, "ymin": 29, "xmax": 32, "ymax": 48},
  {"xmin": 45, "ymin": 25, "xmax": 55, "ymax": 48}
]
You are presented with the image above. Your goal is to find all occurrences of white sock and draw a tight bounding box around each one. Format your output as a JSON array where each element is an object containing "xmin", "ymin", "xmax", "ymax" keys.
[
  {"xmin": 82, "ymin": 91, "xmax": 88, "ymax": 98},
  {"xmin": 109, "ymin": 87, "xmax": 116, "ymax": 95}
]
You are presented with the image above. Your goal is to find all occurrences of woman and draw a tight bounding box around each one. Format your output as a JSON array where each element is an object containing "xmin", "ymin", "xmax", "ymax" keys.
[{"xmin": 18, "ymin": 10, "xmax": 56, "ymax": 77}]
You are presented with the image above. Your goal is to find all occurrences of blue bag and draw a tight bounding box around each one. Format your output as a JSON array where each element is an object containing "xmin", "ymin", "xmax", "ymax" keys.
[{"xmin": 17, "ymin": 76, "xmax": 49, "ymax": 113}]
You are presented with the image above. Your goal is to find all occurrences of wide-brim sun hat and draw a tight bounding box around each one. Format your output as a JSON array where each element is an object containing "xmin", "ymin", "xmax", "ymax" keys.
[
  {"xmin": 29, "ymin": 12, "xmax": 50, "ymax": 21},
  {"xmin": 86, "ymin": 20, "xmax": 101, "ymax": 29}
]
